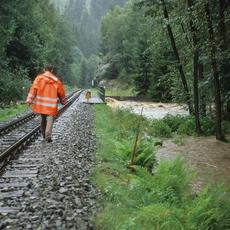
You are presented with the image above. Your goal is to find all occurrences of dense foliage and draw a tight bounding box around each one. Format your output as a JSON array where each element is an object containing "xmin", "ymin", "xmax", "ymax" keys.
[
  {"xmin": 100, "ymin": 0, "xmax": 230, "ymax": 139},
  {"xmin": 100, "ymin": 1, "xmax": 175, "ymax": 100},
  {"xmin": 52, "ymin": 0, "xmax": 126, "ymax": 88},
  {"xmin": 1, "ymin": 0, "xmax": 229, "ymax": 139},
  {"xmin": 93, "ymin": 104, "xmax": 230, "ymax": 230},
  {"xmin": 0, "ymin": 0, "xmax": 77, "ymax": 104},
  {"xmin": 62, "ymin": 0, "xmax": 126, "ymax": 57},
  {"xmin": 0, "ymin": 0, "xmax": 128, "ymax": 103},
  {"xmin": 149, "ymin": 114, "xmax": 220, "ymax": 137}
]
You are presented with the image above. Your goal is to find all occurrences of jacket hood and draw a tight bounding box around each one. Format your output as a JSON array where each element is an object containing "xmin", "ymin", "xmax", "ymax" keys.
[{"xmin": 42, "ymin": 71, "xmax": 58, "ymax": 84}]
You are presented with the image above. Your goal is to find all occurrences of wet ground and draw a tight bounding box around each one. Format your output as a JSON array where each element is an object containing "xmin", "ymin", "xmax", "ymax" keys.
[
  {"xmin": 106, "ymin": 98, "xmax": 230, "ymax": 190},
  {"xmin": 156, "ymin": 136, "xmax": 230, "ymax": 191}
]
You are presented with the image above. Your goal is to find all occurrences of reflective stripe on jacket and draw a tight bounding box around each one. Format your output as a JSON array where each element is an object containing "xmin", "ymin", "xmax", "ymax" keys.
[{"xmin": 26, "ymin": 71, "xmax": 66, "ymax": 116}]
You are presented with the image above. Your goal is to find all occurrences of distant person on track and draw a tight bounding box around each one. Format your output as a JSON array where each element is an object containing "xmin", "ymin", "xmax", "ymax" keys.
[{"xmin": 26, "ymin": 65, "xmax": 66, "ymax": 142}]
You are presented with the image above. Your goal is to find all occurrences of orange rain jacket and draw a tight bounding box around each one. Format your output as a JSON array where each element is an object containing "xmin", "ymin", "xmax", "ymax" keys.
[{"xmin": 26, "ymin": 71, "xmax": 66, "ymax": 116}]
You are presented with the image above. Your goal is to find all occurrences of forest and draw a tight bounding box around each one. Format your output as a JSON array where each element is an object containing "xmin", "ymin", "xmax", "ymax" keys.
[
  {"xmin": 100, "ymin": 0, "xmax": 230, "ymax": 140},
  {"xmin": 0, "ymin": 0, "xmax": 78, "ymax": 104},
  {"xmin": 0, "ymin": 1, "xmax": 230, "ymax": 229},
  {"xmin": 0, "ymin": 0, "xmax": 229, "ymax": 141},
  {"xmin": 0, "ymin": 0, "xmax": 125, "ymax": 105},
  {"xmin": 60, "ymin": 0, "xmax": 126, "ymax": 88}
]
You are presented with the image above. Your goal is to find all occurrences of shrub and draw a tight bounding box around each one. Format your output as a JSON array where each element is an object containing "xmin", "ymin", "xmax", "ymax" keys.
[
  {"xmin": 187, "ymin": 185, "xmax": 230, "ymax": 230},
  {"xmin": 150, "ymin": 120, "xmax": 172, "ymax": 138},
  {"xmin": 0, "ymin": 68, "xmax": 30, "ymax": 105},
  {"xmin": 222, "ymin": 120, "xmax": 230, "ymax": 134},
  {"xmin": 135, "ymin": 204, "xmax": 183, "ymax": 230},
  {"xmin": 200, "ymin": 117, "xmax": 215, "ymax": 136},
  {"xmin": 135, "ymin": 140, "xmax": 157, "ymax": 172},
  {"xmin": 113, "ymin": 108, "xmax": 145, "ymax": 136},
  {"xmin": 153, "ymin": 157, "xmax": 192, "ymax": 204},
  {"xmin": 161, "ymin": 115, "xmax": 221, "ymax": 136},
  {"xmin": 177, "ymin": 118, "xmax": 196, "ymax": 136},
  {"xmin": 162, "ymin": 114, "xmax": 187, "ymax": 132}
]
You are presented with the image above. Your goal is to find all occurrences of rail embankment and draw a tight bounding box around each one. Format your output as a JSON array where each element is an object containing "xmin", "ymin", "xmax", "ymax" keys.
[{"xmin": 0, "ymin": 99, "xmax": 98, "ymax": 229}]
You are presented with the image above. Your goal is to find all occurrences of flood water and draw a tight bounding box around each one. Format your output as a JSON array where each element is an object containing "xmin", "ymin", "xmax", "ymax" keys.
[
  {"xmin": 156, "ymin": 137, "xmax": 230, "ymax": 191},
  {"xmin": 106, "ymin": 98, "xmax": 230, "ymax": 190},
  {"xmin": 106, "ymin": 97, "xmax": 189, "ymax": 119}
]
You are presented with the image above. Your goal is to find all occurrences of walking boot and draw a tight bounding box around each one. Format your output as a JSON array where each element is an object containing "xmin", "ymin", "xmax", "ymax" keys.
[
  {"xmin": 45, "ymin": 135, "xmax": 53, "ymax": 143},
  {"xmin": 41, "ymin": 132, "xmax": 45, "ymax": 139}
]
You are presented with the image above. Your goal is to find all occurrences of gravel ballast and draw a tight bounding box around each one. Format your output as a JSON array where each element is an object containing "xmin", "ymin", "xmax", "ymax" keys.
[{"xmin": 0, "ymin": 99, "xmax": 98, "ymax": 229}]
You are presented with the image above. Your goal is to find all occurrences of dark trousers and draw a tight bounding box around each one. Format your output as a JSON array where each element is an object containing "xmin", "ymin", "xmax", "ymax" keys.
[{"xmin": 40, "ymin": 115, "xmax": 54, "ymax": 140}]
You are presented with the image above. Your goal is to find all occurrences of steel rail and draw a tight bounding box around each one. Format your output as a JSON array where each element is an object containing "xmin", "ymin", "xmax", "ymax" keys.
[
  {"xmin": 0, "ymin": 90, "xmax": 82, "ymax": 168},
  {"xmin": 0, "ymin": 91, "xmax": 76, "ymax": 136},
  {"xmin": 0, "ymin": 113, "xmax": 36, "ymax": 135}
]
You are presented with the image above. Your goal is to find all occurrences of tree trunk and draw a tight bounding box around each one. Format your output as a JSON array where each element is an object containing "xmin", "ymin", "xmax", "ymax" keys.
[
  {"xmin": 205, "ymin": 2, "xmax": 224, "ymax": 140},
  {"xmin": 187, "ymin": 0, "xmax": 202, "ymax": 134},
  {"xmin": 227, "ymin": 102, "xmax": 230, "ymax": 118},
  {"xmin": 193, "ymin": 50, "xmax": 202, "ymax": 133},
  {"xmin": 198, "ymin": 62, "xmax": 206, "ymax": 116},
  {"xmin": 160, "ymin": 0, "xmax": 194, "ymax": 114},
  {"xmin": 218, "ymin": 0, "xmax": 226, "ymax": 47},
  {"xmin": 218, "ymin": 0, "xmax": 229, "ymax": 119}
]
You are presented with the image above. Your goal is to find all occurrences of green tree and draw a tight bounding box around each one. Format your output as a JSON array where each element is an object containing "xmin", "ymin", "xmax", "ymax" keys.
[
  {"xmin": 78, "ymin": 60, "xmax": 88, "ymax": 88},
  {"xmin": 134, "ymin": 39, "xmax": 152, "ymax": 96},
  {"xmin": 0, "ymin": 0, "xmax": 78, "ymax": 104},
  {"xmin": 100, "ymin": 0, "xmax": 230, "ymax": 139}
]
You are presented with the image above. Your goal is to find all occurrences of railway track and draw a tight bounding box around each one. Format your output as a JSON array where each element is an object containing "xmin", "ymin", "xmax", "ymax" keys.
[
  {"xmin": 0, "ymin": 91, "xmax": 75, "ymax": 136},
  {"xmin": 0, "ymin": 90, "xmax": 81, "ymax": 170},
  {"xmin": 0, "ymin": 90, "xmax": 82, "ymax": 215}
]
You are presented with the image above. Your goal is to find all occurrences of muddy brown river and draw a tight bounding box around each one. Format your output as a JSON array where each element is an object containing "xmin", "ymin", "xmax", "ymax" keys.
[
  {"xmin": 106, "ymin": 97, "xmax": 189, "ymax": 119},
  {"xmin": 106, "ymin": 98, "xmax": 230, "ymax": 190},
  {"xmin": 156, "ymin": 137, "xmax": 230, "ymax": 191}
]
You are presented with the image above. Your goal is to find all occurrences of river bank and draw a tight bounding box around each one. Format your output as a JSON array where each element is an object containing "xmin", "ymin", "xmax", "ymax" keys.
[
  {"xmin": 92, "ymin": 104, "xmax": 230, "ymax": 230},
  {"xmin": 106, "ymin": 97, "xmax": 230, "ymax": 189}
]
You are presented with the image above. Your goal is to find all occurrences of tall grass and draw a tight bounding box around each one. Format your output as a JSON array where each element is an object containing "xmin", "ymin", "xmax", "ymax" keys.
[
  {"xmin": 92, "ymin": 105, "xmax": 230, "ymax": 230},
  {"xmin": 0, "ymin": 104, "xmax": 28, "ymax": 121}
]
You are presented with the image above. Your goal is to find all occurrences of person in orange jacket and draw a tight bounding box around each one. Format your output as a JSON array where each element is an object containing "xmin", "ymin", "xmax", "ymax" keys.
[{"xmin": 26, "ymin": 65, "xmax": 66, "ymax": 142}]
